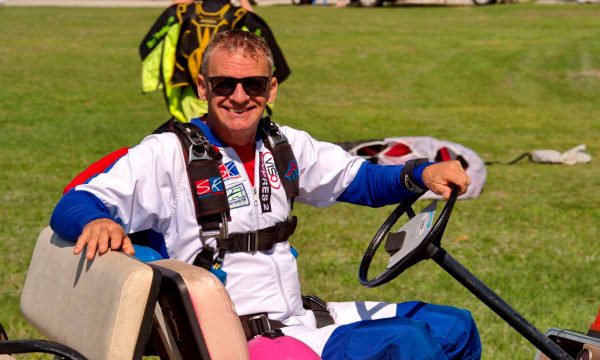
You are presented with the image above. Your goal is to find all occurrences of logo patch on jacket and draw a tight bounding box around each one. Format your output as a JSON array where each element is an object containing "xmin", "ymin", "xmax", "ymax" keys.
[
  {"xmin": 219, "ymin": 161, "xmax": 242, "ymax": 181},
  {"xmin": 227, "ymin": 183, "xmax": 250, "ymax": 209},
  {"xmin": 195, "ymin": 177, "xmax": 225, "ymax": 198},
  {"xmin": 262, "ymin": 151, "xmax": 281, "ymax": 189},
  {"xmin": 259, "ymin": 153, "xmax": 272, "ymax": 213},
  {"xmin": 285, "ymin": 160, "xmax": 299, "ymax": 181}
]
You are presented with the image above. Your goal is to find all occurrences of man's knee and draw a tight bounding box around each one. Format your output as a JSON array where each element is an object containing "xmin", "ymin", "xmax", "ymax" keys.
[
  {"xmin": 323, "ymin": 317, "xmax": 447, "ymax": 360},
  {"xmin": 412, "ymin": 303, "xmax": 482, "ymax": 360}
]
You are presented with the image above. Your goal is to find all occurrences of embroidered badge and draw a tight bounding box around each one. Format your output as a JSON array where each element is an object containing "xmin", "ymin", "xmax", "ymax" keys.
[
  {"xmin": 259, "ymin": 152, "xmax": 272, "ymax": 213},
  {"xmin": 262, "ymin": 151, "xmax": 281, "ymax": 189},
  {"xmin": 219, "ymin": 160, "xmax": 242, "ymax": 181},
  {"xmin": 227, "ymin": 183, "xmax": 250, "ymax": 209},
  {"xmin": 195, "ymin": 177, "xmax": 225, "ymax": 199},
  {"xmin": 285, "ymin": 160, "xmax": 299, "ymax": 182}
]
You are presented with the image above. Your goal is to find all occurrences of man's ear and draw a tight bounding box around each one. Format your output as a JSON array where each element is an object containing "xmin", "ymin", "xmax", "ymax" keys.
[
  {"xmin": 197, "ymin": 74, "xmax": 207, "ymax": 101},
  {"xmin": 267, "ymin": 77, "xmax": 278, "ymax": 104}
]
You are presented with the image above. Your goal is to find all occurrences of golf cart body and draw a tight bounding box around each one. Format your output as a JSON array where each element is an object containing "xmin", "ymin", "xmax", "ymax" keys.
[{"xmin": 2, "ymin": 195, "xmax": 600, "ymax": 359}]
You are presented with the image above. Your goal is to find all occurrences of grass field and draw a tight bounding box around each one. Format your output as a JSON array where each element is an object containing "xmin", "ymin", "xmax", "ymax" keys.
[{"xmin": 1, "ymin": 2, "xmax": 600, "ymax": 359}]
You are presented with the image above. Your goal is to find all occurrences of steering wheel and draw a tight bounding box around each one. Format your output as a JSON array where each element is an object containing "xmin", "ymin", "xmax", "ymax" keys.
[
  {"xmin": 359, "ymin": 187, "xmax": 459, "ymax": 288},
  {"xmin": 357, "ymin": 187, "xmax": 575, "ymax": 360}
]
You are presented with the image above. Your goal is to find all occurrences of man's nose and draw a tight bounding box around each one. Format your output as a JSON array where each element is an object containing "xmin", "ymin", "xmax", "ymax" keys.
[{"xmin": 230, "ymin": 82, "xmax": 249, "ymax": 103}]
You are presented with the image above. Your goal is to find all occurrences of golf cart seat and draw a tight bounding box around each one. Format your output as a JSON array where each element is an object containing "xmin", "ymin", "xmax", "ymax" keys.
[
  {"xmin": 148, "ymin": 259, "xmax": 250, "ymax": 359},
  {"xmin": 0, "ymin": 226, "xmax": 161, "ymax": 360},
  {"xmin": 0, "ymin": 227, "xmax": 251, "ymax": 360}
]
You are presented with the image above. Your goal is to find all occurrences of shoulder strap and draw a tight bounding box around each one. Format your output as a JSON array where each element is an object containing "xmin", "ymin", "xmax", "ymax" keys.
[
  {"xmin": 153, "ymin": 118, "xmax": 230, "ymax": 243},
  {"xmin": 258, "ymin": 117, "xmax": 300, "ymax": 200}
]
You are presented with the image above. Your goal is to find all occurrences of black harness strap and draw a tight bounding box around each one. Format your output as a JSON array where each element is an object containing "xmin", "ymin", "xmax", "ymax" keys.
[
  {"xmin": 239, "ymin": 295, "xmax": 334, "ymax": 339},
  {"xmin": 259, "ymin": 117, "xmax": 300, "ymax": 202},
  {"xmin": 239, "ymin": 313, "xmax": 285, "ymax": 340},
  {"xmin": 153, "ymin": 118, "xmax": 300, "ymax": 271},
  {"xmin": 302, "ymin": 295, "xmax": 335, "ymax": 328},
  {"xmin": 154, "ymin": 118, "xmax": 334, "ymax": 333},
  {"xmin": 217, "ymin": 216, "xmax": 297, "ymax": 253},
  {"xmin": 153, "ymin": 119, "xmax": 231, "ymax": 244}
]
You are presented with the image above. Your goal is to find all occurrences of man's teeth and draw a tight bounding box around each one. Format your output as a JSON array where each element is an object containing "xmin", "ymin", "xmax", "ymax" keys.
[{"xmin": 230, "ymin": 109, "xmax": 246, "ymax": 114}]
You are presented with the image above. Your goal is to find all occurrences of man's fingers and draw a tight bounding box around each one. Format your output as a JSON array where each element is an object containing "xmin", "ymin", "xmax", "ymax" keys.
[
  {"xmin": 86, "ymin": 229, "xmax": 100, "ymax": 261},
  {"xmin": 74, "ymin": 218, "xmax": 129, "ymax": 260},
  {"xmin": 110, "ymin": 228, "xmax": 124, "ymax": 250},
  {"xmin": 121, "ymin": 236, "xmax": 135, "ymax": 256},
  {"xmin": 421, "ymin": 160, "xmax": 471, "ymax": 198},
  {"xmin": 98, "ymin": 227, "xmax": 110, "ymax": 255},
  {"xmin": 442, "ymin": 187, "xmax": 452, "ymax": 200},
  {"xmin": 74, "ymin": 231, "xmax": 88, "ymax": 255}
]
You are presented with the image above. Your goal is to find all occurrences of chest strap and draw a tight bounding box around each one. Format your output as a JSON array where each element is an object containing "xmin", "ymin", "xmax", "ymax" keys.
[{"xmin": 217, "ymin": 216, "xmax": 297, "ymax": 253}]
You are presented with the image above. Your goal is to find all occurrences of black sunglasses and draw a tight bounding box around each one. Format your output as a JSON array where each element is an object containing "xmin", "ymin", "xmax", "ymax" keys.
[{"xmin": 207, "ymin": 76, "xmax": 270, "ymax": 97}]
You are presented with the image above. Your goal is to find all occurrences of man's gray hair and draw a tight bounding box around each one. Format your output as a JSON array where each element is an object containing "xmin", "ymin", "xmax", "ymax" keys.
[{"xmin": 201, "ymin": 30, "xmax": 274, "ymax": 76}]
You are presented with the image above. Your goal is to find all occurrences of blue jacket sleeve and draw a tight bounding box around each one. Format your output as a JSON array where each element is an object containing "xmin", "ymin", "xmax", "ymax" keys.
[
  {"xmin": 50, "ymin": 190, "xmax": 113, "ymax": 242},
  {"xmin": 337, "ymin": 161, "xmax": 433, "ymax": 207}
]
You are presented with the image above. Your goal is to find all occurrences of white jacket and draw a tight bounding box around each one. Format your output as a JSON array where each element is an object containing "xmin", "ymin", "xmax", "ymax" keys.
[{"xmin": 75, "ymin": 125, "xmax": 364, "ymax": 325}]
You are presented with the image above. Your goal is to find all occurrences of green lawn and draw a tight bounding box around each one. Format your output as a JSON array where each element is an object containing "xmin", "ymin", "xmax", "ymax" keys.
[{"xmin": 1, "ymin": 2, "xmax": 599, "ymax": 359}]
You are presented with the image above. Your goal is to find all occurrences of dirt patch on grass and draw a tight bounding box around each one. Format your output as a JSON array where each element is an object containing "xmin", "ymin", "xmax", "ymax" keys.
[{"xmin": 569, "ymin": 69, "xmax": 600, "ymax": 79}]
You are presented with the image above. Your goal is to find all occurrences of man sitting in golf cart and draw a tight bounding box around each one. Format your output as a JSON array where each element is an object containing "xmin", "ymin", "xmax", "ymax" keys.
[{"xmin": 51, "ymin": 30, "xmax": 481, "ymax": 359}]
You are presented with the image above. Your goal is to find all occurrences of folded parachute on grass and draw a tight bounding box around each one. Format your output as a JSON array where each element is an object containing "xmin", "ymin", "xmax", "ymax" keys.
[
  {"xmin": 338, "ymin": 137, "xmax": 488, "ymax": 200},
  {"xmin": 139, "ymin": 0, "xmax": 291, "ymax": 122},
  {"xmin": 497, "ymin": 144, "xmax": 592, "ymax": 166},
  {"xmin": 338, "ymin": 138, "xmax": 592, "ymax": 200}
]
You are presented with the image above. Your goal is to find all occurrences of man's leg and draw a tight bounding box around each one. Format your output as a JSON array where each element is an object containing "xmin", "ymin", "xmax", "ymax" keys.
[
  {"xmin": 326, "ymin": 301, "xmax": 481, "ymax": 360},
  {"xmin": 321, "ymin": 316, "xmax": 447, "ymax": 360},
  {"xmin": 396, "ymin": 301, "xmax": 481, "ymax": 360}
]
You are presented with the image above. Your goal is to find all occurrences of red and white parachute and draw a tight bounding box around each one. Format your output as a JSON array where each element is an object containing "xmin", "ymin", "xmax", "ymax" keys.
[{"xmin": 344, "ymin": 137, "xmax": 487, "ymax": 200}]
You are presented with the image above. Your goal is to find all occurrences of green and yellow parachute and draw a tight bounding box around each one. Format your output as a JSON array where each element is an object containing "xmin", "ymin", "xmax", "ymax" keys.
[{"xmin": 139, "ymin": 0, "xmax": 291, "ymax": 122}]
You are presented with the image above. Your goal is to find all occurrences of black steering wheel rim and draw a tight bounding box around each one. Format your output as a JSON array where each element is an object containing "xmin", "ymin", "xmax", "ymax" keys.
[{"xmin": 359, "ymin": 188, "xmax": 459, "ymax": 288}]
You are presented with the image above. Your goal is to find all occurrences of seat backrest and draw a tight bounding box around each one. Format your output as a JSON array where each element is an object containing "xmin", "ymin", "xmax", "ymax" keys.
[
  {"xmin": 20, "ymin": 227, "xmax": 161, "ymax": 360},
  {"xmin": 150, "ymin": 259, "xmax": 249, "ymax": 360}
]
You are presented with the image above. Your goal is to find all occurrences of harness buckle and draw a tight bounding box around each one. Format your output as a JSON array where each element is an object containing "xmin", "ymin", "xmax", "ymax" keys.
[
  {"xmin": 261, "ymin": 118, "xmax": 288, "ymax": 149},
  {"xmin": 199, "ymin": 213, "xmax": 229, "ymax": 243},
  {"xmin": 246, "ymin": 230, "xmax": 259, "ymax": 253},
  {"xmin": 247, "ymin": 313, "xmax": 271, "ymax": 338},
  {"xmin": 266, "ymin": 131, "xmax": 288, "ymax": 149},
  {"xmin": 185, "ymin": 127, "xmax": 221, "ymax": 162}
]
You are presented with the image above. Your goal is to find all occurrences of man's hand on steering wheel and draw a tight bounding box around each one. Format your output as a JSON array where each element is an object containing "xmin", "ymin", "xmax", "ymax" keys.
[{"xmin": 422, "ymin": 160, "xmax": 470, "ymax": 199}]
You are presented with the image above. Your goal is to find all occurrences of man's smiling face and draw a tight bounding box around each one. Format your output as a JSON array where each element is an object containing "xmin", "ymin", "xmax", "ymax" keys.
[{"xmin": 197, "ymin": 47, "xmax": 277, "ymax": 146}]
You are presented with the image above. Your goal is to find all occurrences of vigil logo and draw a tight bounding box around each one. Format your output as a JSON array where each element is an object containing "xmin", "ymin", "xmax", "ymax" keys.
[{"xmin": 262, "ymin": 151, "xmax": 281, "ymax": 189}]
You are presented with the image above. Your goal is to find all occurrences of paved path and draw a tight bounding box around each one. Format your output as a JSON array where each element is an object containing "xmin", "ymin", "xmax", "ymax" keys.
[
  {"xmin": 5, "ymin": 0, "xmax": 476, "ymax": 6},
  {"xmin": 5, "ymin": 0, "xmax": 293, "ymax": 6},
  {"xmin": 6, "ymin": 0, "xmax": 174, "ymax": 6}
]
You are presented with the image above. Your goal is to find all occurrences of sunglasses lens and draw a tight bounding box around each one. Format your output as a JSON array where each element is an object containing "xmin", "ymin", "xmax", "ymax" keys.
[
  {"xmin": 209, "ymin": 77, "xmax": 269, "ymax": 96},
  {"xmin": 211, "ymin": 77, "xmax": 237, "ymax": 96},
  {"xmin": 242, "ymin": 77, "xmax": 269, "ymax": 96}
]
